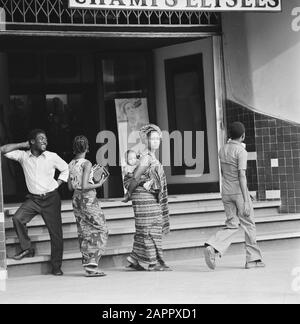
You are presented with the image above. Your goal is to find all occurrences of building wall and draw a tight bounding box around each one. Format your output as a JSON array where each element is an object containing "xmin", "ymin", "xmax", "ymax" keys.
[
  {"xmin": 222, "ymin": 0, "xmax": 300, "ymax": 123},
  {"xmin": 222, "ymin": 1, "xmax": 300, "ymax": 212},
  {"xmin": 226, "ymin": 101, "xmax": 300, "ymax": 213}
]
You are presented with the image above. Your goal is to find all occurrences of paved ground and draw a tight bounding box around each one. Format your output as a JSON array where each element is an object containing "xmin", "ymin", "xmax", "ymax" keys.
[{"xmin": 0, "ymin": 247, "xmax": 300, "ymax": 304}]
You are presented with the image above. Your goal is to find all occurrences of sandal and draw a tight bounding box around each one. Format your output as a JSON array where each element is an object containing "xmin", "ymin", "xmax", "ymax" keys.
[
  {"xmin": 84, "ymin": 265, "xmax": 98, "ymax": 272},
  {"xmin": 126, "ymin": 263, "xmax": 146, "ymax": 271},
  {"xmin": 149, "ymin": 264, "xmax": 172, "ymax": 272},
  {"xmin": 85, "ymin": 271, "xmax": 106, "ymax": 277},
  {"xmin": 161, "ymin": 264, "xmax": 172, "ymax": 271},
  {"xmin": 83, "ymin": 262, "xmax": 98, "ymax": 268},
  {"xmin": 85, "ymin": 267, "xmax": 106, "ymax": 277}
]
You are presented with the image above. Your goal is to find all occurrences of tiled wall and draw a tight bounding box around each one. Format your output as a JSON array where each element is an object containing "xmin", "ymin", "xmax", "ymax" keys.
[
  {"xmin": 226, "ymin": 100, "xmax": 300, "ymax": 213},
  {"xmin": 226, "ymin": 101, "xmax": 258, "ymax": 193},
  {"xmin": 0, "ymin": 157, "xmax": 6, "ymax": 269}
]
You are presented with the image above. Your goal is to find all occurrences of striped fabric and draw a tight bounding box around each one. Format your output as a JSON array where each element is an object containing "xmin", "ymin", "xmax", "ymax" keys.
[
  {"xmin": 129, "ymin": 187, "xmax": 165, "ymax": 269},
  {"xmin": 127, "ymin": 153, "xmax": 170, "ymax": 269}
]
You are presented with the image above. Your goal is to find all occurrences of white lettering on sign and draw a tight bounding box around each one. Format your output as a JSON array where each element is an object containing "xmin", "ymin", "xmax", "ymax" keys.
[
  {"xmin": 69, "ymin": 0, "xmax": 281, "ymax": 12},
  {"xmin": 292, "ymin": 7, "xmax": 300, "ymax": 32}
]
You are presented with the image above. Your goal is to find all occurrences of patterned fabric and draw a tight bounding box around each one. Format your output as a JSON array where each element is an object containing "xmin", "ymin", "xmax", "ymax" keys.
[
  {"xmin": 127, "ymin": 152, "xmax": 170, "ymax": 269},
  {"xmin": 123, "ymin": 164, "xmax": 161, "ymax": 194},
  {"xmin": 72, "ymin": 189, "xmax": 108, "ymax": 266},
  {"xmin": 139, "ymin": 124, "xmax": 162, "ymax": 139},
  {"xmin": 69, "ymin": 158, "xmax": 93, "ymax": 190}
]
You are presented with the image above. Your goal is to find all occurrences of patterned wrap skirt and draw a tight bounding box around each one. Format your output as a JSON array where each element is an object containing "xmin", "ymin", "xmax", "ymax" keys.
[
  {"xmin": 72, "ymin": 189, "xmax": 108, "ymax": 266},
  {"xmin": 128, "ymin": 187, "xmax": 165, "ymax": 269}
]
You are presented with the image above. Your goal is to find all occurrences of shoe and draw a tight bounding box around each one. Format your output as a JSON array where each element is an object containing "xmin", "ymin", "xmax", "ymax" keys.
[
  {"xmin": 161, "ymin": 264, "xmax": 172, "ymax": 271},
  {"xmin": 52, "ymin": 269, "xmax": 64, "ymax": 276},
  {"xmin": 126, "ymin": 263, "xmax": 146, "ymax": 271},
  {"xmin": 204, "ymin": 246, "xmax": 217, "ymax": 270},
  {"xmin": 84, "ymin": 265, "xmax": 98, "ymax": 272},
  {"xmin": 13, "ymin": 248, "xmax": 35, "ymax": 260},
  {"xmin": 245, "ymin": 260, "xmax": 266, "ymax": 269},
  {"xmin": 149, "ymin": 264, "xmax": 172, "ymax": 272},
  {"xmin": 85, "ymin": 268, "xmax": 106, "ymax": 277},
  {"xmin": 83, "ymin": 262, "xmax": 98, "ymax": 268},
  {"xmin": 85, "ymin": 271, "xmax": 106, "ymax": 277}
]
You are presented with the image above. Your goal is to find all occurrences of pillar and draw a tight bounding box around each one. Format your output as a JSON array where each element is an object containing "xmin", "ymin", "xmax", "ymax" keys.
[{"xmin": 0, "ymin": 6, "xmax": 8, "ymax": 282}]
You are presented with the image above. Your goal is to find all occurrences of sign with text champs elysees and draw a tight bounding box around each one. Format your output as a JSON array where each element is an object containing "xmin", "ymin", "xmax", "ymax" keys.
[{"xmin": 69, "ymin": 0, "xmax": 282, "ymax": 12}]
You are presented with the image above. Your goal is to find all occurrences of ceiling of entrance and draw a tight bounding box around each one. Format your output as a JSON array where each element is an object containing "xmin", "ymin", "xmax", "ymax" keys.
[{"xmin": 0, "ymin": 34, "xmax": 205, "ymax": 51}]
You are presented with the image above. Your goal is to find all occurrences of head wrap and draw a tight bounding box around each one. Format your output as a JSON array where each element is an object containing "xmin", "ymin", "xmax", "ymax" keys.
[{"xmin": 139, "ymin": 124, "xmax": 162, "ymax": 142}]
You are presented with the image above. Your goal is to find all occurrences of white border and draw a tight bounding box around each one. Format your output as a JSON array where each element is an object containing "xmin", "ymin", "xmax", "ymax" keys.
[
  {"xmin": 69, "ymin": 0, "xmax": 282, "ymax": 12},
  {"xmin": 0, "ymin": 212, "xmax": 4, "ymax": 223},
  {"xmin": 0, "ymin": 270, "xmax": 7, "ymax": 280}
]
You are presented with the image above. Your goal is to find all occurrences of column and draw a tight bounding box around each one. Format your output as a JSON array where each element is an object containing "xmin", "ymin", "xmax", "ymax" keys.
[
  {"xmin": 0, "ymin": 6, "xmax": 8, "ymax": 281},
  {"xmin": 0, "ymin": 157, "xmax": 6, "ymax": 277}
]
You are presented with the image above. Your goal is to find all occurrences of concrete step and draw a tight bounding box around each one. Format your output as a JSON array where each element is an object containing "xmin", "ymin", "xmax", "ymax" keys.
[
  {"xmin": 7, "ymin": 229, "xmax": 300, "ymax": 277},
  {"xmin": 4, "ymin": 195, "xmax": 279, "ymax": 216},
  {"xmin": 5, "ymin": 200, "xmax": 283, "ymax": 251},
  {"xmin": 4, "ymin": 202, "xmax": 281, "ymax": 231},
  {"xmin": 4, "ymin": 203, "xmax": 285, "ymax": 236},
  {"xmin": 3, "ymin": 194, "xmax": 285, "ymax": 277},
  {"xmin": 6, "ymin": 208, "xmax": 290, "ymax": 245},
  {"xmin": 4, "ymin": 198, "xmax": 281, "ymax": 231},
  {"xmin": 6, "ymin": 211, "xmax": 299, "ymax": 256}
]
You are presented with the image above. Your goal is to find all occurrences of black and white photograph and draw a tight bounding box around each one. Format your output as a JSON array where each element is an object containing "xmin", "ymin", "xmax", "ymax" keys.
[{"xmin": 0, "ymin": 0, "xmax": 299, "ymax": 307}]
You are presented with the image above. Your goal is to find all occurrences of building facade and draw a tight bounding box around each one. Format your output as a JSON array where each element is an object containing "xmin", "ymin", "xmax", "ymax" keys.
[{"xmin": 0, "ymin": 0, "xmax": 299, "ymax": 271}]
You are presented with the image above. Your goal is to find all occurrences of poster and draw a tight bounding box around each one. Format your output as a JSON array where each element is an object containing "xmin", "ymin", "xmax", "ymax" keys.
[{"xmin": 115, "ymin": 98, "xmax": 150, "ymax": 180}]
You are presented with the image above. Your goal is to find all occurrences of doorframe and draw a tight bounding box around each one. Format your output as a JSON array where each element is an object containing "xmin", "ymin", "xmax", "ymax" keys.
[
  {"xmin": 213, "ymin": 35, "xmax": 227, "ymax": 192},
  {"xmin": 152, "ymin": 34, "xmax": 227, "ymax": 194}
]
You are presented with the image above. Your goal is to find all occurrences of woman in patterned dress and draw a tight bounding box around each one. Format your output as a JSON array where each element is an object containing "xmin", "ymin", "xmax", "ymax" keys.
[
  {"xmin": 124, "ymin": 124, "xmax": 171, "ymax": 271},
  {"xmin": 68, "ymin": 136, "xmax": 108, "ymax": 277}
]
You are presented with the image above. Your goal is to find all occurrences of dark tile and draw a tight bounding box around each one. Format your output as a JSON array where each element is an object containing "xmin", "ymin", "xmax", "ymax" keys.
[{"xmin": 283, "ymin": 126, "xmax": 292, "ymax": 135}]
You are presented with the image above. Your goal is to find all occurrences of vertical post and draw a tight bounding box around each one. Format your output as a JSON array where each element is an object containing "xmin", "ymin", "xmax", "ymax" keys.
[
  {"xmin": 213, "ymin": 35, "xmax": 227, "ymax": 192},
  {"xmin": 0, "ymin": 6, "xmax": 5, "ymax": 31},
  {"xmin": 0, "ymin": 7, "xmax": 8, "ymax": 284},
  {"xmin": 0, "ymin": 157, "xmax": 7, "ymax": 286}
]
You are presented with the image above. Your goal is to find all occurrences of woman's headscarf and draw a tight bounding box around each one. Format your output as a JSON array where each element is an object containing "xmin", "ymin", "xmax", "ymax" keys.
[{"xmin": 139, "ymin": 124, "xmax": 162, "ymax": 142}]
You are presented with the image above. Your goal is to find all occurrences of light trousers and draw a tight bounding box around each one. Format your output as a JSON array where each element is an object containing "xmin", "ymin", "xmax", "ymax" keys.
[{"xmin": 205, "ymin": 194, "xmax": 263, "ymax": 262}]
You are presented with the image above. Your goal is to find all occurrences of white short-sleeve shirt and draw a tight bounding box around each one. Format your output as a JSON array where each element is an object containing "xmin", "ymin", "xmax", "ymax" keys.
[{"xmin": 5, "ymin": 150, "xmax": 69, "ymax": 195}]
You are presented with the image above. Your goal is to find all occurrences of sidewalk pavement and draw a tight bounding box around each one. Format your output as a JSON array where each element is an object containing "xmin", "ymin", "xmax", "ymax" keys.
[{"xmin": 0, "ymin": 246, "xmax": 300, "ymax": 304}]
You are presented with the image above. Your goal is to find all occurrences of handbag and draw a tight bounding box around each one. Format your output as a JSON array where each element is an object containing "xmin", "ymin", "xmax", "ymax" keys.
[{"xmin": 91, "ymin": 164, "xmax": 110, "ymax": 184}]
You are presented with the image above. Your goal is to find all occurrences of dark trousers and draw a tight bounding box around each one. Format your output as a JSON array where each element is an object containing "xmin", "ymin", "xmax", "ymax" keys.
[{"xmin": 12, "ymin": 190, "xmax": 63, "ymax": 271}]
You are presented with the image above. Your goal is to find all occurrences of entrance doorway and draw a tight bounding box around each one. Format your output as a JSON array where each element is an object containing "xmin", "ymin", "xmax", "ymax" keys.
[
  {"xmin": 98, "ymin": 37, "xmax": 220, "ymax": 197},
  {"xmin": 2, "ymin": 35, "xmax": 221, "ymax": 203},
  {"xmin": 154, "ymin": 38, "xmax": 219, "ymax": 194}
]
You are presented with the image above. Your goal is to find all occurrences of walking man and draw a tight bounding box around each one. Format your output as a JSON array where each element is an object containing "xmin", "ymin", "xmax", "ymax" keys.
[
  {"xmin": 0, "ymin": 129, "xmax": 69, "ymax": 275},
  {"xmin": 204, "ymin": 122, "xmax": 265, "ymax": 270}
]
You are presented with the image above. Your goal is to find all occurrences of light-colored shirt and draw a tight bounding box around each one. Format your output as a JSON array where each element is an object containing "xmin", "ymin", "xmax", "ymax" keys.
[
  {"xmin": 5, "ymin": 150, "xmax": 69, "ymax": 195},
  {"xmin": 219, "ymin": 140, "xmax": 248, "ymax": 195}
]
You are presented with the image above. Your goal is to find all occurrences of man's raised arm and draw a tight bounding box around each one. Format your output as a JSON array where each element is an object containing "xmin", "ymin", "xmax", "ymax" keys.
[{"xmin": 0, "ymin": 141, "xmax": 30, "ymax": 154}]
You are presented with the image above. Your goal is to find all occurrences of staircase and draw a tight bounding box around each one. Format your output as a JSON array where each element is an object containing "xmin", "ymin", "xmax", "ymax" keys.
[{"xmin": 4, "ymin": 193, "xmax": 300, "ymax": 277}]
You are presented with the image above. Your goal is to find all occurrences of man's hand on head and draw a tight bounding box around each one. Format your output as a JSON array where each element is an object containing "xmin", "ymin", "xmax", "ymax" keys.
[{"xmin": 23, "ymin": 141, "xmax": 30, "ymax": 149}]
